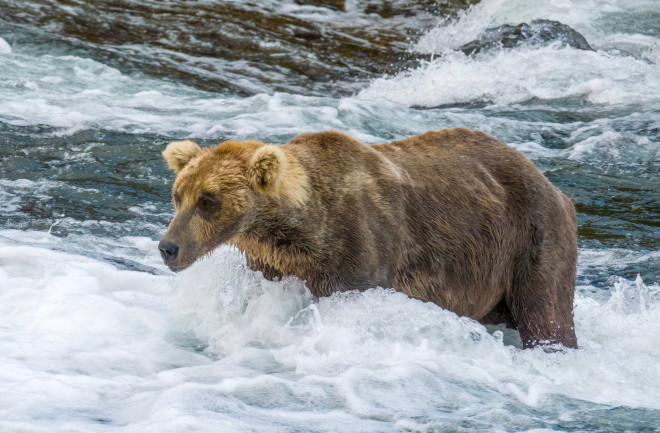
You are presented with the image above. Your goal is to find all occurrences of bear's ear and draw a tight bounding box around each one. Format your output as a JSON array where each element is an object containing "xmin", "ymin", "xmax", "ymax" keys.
[
  {"xmin": 247, "ymin": 144, "xmax": 287, "ymax": 193},
  {"xmin": 163, "ymin": 140, "xmax": 202, "ymax": 173}
]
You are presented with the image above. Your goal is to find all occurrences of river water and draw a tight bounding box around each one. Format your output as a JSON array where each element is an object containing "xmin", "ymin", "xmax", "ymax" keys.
[{"xmin": 0, "ymin": 0, "xmax": 659, "ymax": 432}]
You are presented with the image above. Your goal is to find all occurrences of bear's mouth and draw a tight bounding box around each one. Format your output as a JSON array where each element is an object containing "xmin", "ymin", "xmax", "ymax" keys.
[{"xmin": 166, "ymin": 262, "xmax": 191, "ymax": 273}]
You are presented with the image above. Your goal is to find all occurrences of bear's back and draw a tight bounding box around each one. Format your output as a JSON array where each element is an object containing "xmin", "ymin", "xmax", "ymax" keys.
[
  {"xmin": 374, "ymin": 128, "xmax": 536, "ymax": 183},
  {"xmin": 284, "ymin": 129, "xmax": 540, "ymax": 188}
]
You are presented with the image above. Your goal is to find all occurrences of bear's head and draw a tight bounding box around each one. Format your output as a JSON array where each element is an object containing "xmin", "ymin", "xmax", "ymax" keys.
[{"xmin": 158, "ymin": 138, "xmax": 306, "ymax": 272}]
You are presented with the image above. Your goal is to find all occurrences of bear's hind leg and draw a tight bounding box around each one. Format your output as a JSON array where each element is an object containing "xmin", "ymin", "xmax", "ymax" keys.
[
  {"xmin": 508, "ymin": 227, "xmax": 578, "ymax": 349},
  {"xmin": 514, "ymin": 302, "xmax": 578, "ymax": 350}
]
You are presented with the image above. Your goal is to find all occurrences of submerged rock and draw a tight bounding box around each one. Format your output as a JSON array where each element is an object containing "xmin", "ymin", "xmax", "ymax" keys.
[{"xmin": 460, "ymin": 19, "xmax": 593, "ymax": 55}]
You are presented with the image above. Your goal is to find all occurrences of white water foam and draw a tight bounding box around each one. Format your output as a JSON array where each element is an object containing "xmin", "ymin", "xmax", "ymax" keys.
[
  {"xmin": 0, "ymin": 50, "xmax": 398, "ymax": 140},
  {"xmin": 1, "ymin": 232, "xmax": 659, "ymax": 431},
  {"xmin": 359, "ymin": 45, "xmax": 660, "ymax": 108},
  {"xmin": 0, "ymin": 48, "xmax": 511, "ymax": 144},
  {"xmin": 360, "ymin": 0, "xmax": 660, "ymax": 109}
]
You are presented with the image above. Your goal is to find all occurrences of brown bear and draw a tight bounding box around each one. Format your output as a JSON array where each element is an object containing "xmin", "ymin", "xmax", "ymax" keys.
[{"xmin": 159, "ymin": 129, "xmax": 578, "ymax": 349}]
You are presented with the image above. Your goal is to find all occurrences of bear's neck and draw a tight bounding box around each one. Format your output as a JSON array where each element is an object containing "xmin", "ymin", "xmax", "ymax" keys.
[
  {"xmin": 231, "ymin": 148, "xmax": 319, "ymax": 282},
  {"xmin": 231, "ymin": 195, "xmax": 318, "ymax": 280}
]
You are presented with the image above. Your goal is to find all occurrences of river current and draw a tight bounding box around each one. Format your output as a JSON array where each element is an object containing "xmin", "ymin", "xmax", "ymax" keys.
[{"xmin": 0, "ymin": 0, "xmax": 659, "ymax": 432}]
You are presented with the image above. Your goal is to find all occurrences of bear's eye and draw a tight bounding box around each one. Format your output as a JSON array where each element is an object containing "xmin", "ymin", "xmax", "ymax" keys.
[{"xmin": 197, "ymin": 195, "xmax": 220, "ymax": 218}]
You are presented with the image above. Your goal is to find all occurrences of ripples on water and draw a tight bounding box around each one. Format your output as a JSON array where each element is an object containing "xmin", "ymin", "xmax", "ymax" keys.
[{"xmin": 0, "ymin": 0, "xmax": 659, "ymax": 431}]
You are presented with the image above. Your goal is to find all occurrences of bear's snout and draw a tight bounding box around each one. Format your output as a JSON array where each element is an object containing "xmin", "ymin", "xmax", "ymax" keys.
[{"xmin": 158, "ymin": 238, "xmax": 179, "ymax": 265}]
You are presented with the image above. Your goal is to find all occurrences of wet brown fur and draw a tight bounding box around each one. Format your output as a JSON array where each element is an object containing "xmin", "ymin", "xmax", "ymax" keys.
[{"xmin": 161, "ymin": 129, "xmax": 578, "ymax": 349}]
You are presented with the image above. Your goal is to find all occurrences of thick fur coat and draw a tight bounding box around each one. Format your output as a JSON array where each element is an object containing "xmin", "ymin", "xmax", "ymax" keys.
[{"xmin": 159, "ymin": 129, "xmax": 578, "ymax": 349}]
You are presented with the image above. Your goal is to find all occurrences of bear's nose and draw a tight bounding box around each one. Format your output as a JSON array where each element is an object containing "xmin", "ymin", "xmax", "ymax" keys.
[{"xmin": 158, "ymin": 238, "xmax": 179, "ymax": 263}]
